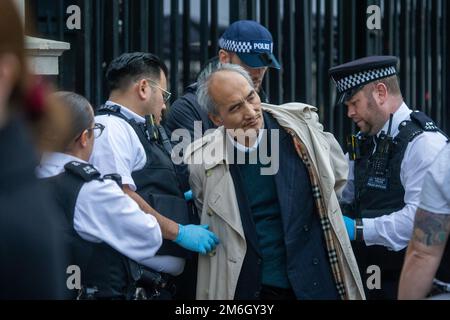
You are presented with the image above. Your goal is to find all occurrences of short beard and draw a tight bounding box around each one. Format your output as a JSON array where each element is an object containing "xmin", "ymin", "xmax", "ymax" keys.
[{"xmin": 366, "ymin": 94, "xmax": 385, "ymax": 136}]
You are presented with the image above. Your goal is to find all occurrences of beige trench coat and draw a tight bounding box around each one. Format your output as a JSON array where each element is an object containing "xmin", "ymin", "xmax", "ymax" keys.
[{"xmin": 185, "ymin": 102, "xmax": 365, "ymax": 300}]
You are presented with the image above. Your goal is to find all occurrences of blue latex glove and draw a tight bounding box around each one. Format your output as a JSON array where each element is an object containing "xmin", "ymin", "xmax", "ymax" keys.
[
  {"xmin": 184, "ymin": 190, "xmax": 193, "ymax": 201},
  {"xmin": 174, "ymin": 224, "xmax": 220, "ymax": 255},
  {"xmin": 343, "ymin": 216, "xmax": 355, "ymax": 241}
]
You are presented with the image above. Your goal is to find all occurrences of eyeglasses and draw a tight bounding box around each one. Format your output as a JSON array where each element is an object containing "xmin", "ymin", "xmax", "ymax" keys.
[
  {"xmin": 89, "ymin": 123, "xmax": 105, "ymax": 139},
  {"xmin": 75, "ymin": 123, "xmax": 105, "ymax": 141},
  {"xmin": 144, "ymin": 78, "xmax": 172, "ymax": 103}
]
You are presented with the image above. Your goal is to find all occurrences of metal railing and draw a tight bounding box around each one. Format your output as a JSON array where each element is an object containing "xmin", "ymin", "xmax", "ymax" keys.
[{"xmin": 32, "ymin": 0, "xmax": 450, "ymax": 143}]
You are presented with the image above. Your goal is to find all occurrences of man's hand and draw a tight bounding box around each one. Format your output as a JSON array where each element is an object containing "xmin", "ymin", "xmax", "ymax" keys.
[
  {"xmin": 174, "ymin": 224, "xmax": 220, "ymax": 254},
  {"xmin": 343, "ymin": 216, "xmax": 356, "ymax": 241}
]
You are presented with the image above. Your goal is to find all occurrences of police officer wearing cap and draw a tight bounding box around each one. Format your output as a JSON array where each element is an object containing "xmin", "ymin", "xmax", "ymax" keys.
[
  {"xmin": 329, "ymin": 56, "xmax": 448, "ymax": 299},
  {"xmin": 37, "ymin": 92, "xmax": 163, "ymax": 299},
  {"xmin": 89, "ymin": 53, "xmax": 219, "ymax": 299},
  {"xmin": 164, "ymin": 20, "xmax": 281, "ymax": 141}
]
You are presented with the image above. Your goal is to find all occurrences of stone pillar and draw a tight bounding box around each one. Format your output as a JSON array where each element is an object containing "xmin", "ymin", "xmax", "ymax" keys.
[
  {"xmin": 26, "ymin": 36, "xmax": 71, "ymax": 75},
  {"xmin": 14, "ymin": 0, "xmax": 71, "ymax": 75}
]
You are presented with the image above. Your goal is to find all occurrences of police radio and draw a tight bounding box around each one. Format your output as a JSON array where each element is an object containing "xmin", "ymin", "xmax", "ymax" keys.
[
  {"xmin": 366, "ymin": 113, "xmax": 395, "ymax": 191},
  {"xmin": 347, "ymin": 132, "xmax": 365, "ymax": 161},
  {"xmin": 145, "ymin": 114, "xmax": 159, "ymax": 142},
  {"xmin": 144, "ymin": 114, "xmax": 173, "ymax": 157}
]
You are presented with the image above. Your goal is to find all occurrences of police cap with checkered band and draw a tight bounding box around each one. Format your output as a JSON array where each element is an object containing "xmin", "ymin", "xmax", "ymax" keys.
[
  {"xmin": 218, "ymin": 20, "xmax": 281, "ymax": 69},
  {"xmin": 329, "ymin": 56, "xmax": 399, "ymax": 104}
]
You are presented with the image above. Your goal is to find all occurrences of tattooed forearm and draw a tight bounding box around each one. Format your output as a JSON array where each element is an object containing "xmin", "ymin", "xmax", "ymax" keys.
[{"xmin": 412, "ymin": 209, "xmax": 450, "ymax": 246}]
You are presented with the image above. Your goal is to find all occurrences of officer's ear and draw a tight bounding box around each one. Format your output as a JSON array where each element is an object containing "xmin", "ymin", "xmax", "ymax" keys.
[
  {"xmin": 136, "ymin": 79, "xmax": 149, "ymax": 101},
  {"xmin": 78, "ymin": 129, "xmax": 90, "ymax": 148},
  {"xmin": 375, "ymin": 82, "xmax": 388, "ymax": 105},
  {"xmin": 218, "ymin": 49, "xmax": 232, "ymax": 64}
]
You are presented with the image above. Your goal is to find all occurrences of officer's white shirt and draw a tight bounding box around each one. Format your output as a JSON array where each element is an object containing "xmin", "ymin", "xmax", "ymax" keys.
[
  {"xmin": 90, "ymin": 101, "xmax": 147, "ymax": 191},
  {"xmin": 341, "ymin": 103, "xmax": 448, "ymax": 251},
  {"xmin": 36, "ymin": 152, "xmax": 163, "ymax": 269},
  {"xmin": 90, "ymin": 101, "xmax": 185, "ymax": 276},
  {"xmin": 420, "ymin": 143, "xmax": 450, "ymax": 214}
]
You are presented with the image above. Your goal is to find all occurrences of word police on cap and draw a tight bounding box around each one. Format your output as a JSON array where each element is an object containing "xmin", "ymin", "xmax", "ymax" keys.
[{"xmin": 253, "ymin": 42, "xmax": 272, "ymax": 51}]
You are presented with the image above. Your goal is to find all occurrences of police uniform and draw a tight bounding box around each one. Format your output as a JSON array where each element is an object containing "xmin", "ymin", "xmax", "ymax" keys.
[
  {"xmin": 420, "ymin": 144, "xmax": 450, "ymax": 291},
  {"xmin": 90, "ymin": 101, "xmax": 192, "ymax": 294},
  {"xmin": 330, "ymin": 56, "xmax": 448, "ymax": 299},
  {"xmin": 37, "ymin": 152, "xmax": 162, "ymax": 299}
]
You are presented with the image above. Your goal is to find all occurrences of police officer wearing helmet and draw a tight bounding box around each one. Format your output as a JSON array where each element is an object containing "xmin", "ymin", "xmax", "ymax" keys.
[
  {"xmin": 90, "ymin": 53, "xmax": 219, "ymax": 299},
  {"xmin": 329, "ymin": 56, "xmax": 448, "ymax": 299},
  {"xmin": 37, "ymin": 92, "xmax": 163, "ymax": 299}
]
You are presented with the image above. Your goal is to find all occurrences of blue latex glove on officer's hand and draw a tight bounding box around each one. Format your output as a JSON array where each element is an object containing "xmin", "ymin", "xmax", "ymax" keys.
[
  {"xmin": 174, "ymin": 224, "xmax": 220, "ymax": 255},
  {"xmin": 343, "ymin": 216, "xmax": 356, "ymax": 241},
  {"xmin": 184, "ymin": 190, "xmax": 193, "ymax": 201}
]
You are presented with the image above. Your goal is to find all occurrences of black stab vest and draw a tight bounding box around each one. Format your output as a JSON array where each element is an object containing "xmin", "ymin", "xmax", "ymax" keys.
[
  {"xmin": 351, "ymin": 111, "xmax": 449, "ymax": 280},
  {"xmin": 97, "ymin": 105, "xmax": 190, "ymax": 258},
  {"xmin": 42, "ymin": 161, "xmax": 141, "ymax": 299}
]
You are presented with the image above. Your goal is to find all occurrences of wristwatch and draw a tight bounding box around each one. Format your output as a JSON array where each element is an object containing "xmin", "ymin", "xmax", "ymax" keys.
[{"xmin": 355, "ymin": 218, "xmax": 364, "ymax": 242}]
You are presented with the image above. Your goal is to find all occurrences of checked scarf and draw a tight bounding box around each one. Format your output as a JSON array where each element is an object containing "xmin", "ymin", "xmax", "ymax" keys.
[{"xmin": 288, "ymin": 129, "xmax": 348, "ymax": 300}]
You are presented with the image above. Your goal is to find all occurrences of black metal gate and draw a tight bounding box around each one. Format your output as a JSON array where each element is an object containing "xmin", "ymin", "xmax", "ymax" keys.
[{"xmin": 31, "ymin": 0, "xmax": 450, "ymax": 143}]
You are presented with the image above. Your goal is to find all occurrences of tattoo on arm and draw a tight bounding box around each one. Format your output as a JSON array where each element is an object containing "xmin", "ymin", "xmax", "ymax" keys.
[{"xmin": 413, "ymin": 209, "xmax": 450, "ymax": 246}]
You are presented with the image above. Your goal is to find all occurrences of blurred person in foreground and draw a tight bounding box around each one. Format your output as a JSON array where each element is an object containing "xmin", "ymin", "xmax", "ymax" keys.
[{"xmin": 0, "ymin": 0, "xmax": 69, "ymax": 299}]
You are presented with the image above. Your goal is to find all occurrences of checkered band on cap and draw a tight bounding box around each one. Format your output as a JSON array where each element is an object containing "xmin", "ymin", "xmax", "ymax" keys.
[
  {"xmin": 219, "ymin": 38, "xmax": 254, "ymax": 53},
  {"xmin": 334, "ymin": 66, "xmax": 397, "ymax": 93}
]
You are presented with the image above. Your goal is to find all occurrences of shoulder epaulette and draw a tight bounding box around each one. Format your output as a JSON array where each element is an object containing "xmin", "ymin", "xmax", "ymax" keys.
[
  {"xmin": 64, "ymin": 161, "xmax": 101, "ymax": 182},
  {"xmin": 409, "ymin": 111, "xmax": 439, "ymax": 132},
  {"xmin": 97, "ymin": 104, "xmax": 121, "ymax": 114}
]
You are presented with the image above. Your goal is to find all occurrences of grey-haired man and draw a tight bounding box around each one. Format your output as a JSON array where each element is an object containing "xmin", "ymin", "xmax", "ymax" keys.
[
  {"xmin": 185, "ymin": 63, "xmax": 364, "ymax": 300},
  {"xmin": 163, "ymin": 20, "xmax": 281, "ymax": 299}
]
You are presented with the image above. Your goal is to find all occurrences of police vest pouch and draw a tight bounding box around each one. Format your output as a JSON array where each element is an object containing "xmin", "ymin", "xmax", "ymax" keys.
[
  {"xmin": 147, "ymin": 193, "xmax": 190, "ymax": 225},
  {"xmin": 147, "ymin": 193, "xmax": 192, "ymax": 258}
]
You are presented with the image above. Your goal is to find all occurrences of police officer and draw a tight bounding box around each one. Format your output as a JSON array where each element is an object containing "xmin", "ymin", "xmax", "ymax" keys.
[
  {"xmin": 37, "ymin": 92, "xmax": 163, "ymax": 299},
  {"xmin": 329, "ymin": 56, "xmax": 448, "ymax": 299},
  {"xmin": 90, "ymin": 53, "xmax": 219, "ymax": 298},
  {"xmin": 164, "ymin": 20, "xmax": 281, "ymax": 141},
  {"xmin": 399, "ymin": 143, "xmax": 450, "ymax": 299}
]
